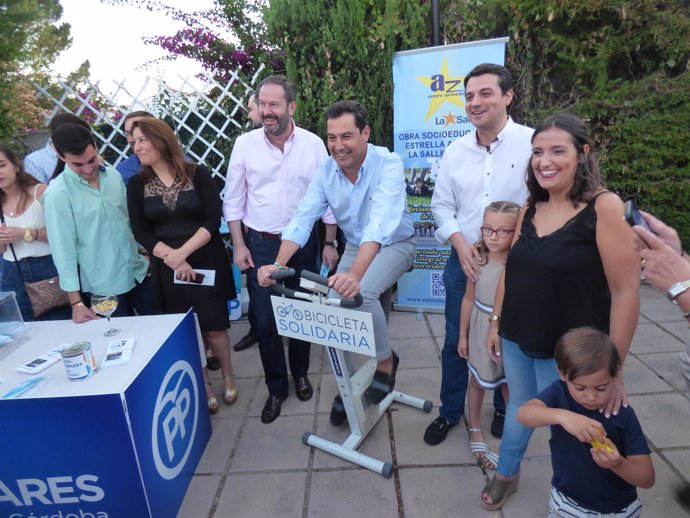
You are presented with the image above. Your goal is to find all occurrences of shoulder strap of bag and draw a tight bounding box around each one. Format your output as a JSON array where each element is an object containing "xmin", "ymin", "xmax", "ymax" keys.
[{"xmin": 0, "ymin": 205, "xmax": 27, "ymax": 284}]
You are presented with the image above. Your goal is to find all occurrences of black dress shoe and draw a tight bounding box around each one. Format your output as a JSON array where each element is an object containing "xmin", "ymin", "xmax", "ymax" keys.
[
  {"xmin": 294, "ymin": 376, "xmax": 313, "ymax": 401},
  {"xmin": 330, "ymin": 395, "xmax": 347, "ymax": 426},
  {"xmin": 206, "ymin": 354, "xmax": 220, "ymax": 371},
  {"xmin": 261, "ymin": 394, "xmax": 288, "ymax": 424},
  {"xmin": 365, "ymin": 351, "xmax": 399, "ymax": 404},
  {"xmin": 491, "ymin": 409, "xmax": 505, "ymax": 439},
  {"xmin": 234, "ymin": 332, "xmax": 257, "ymax": 352},
  {"xmin": 423, "ymin": 416, "xmax": 456, "ymax": 445}
]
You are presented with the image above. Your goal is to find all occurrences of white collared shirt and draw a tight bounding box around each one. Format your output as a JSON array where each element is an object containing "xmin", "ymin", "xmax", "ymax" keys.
[{"xmin": 431, "ymin": 117, "xmax": 533, "ymax": 244}]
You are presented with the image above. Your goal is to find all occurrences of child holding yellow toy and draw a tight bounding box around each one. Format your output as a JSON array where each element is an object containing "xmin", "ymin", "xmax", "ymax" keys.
[{"xmin": 517, "ymin": 327, "xmax": 654, "ymax": 517}]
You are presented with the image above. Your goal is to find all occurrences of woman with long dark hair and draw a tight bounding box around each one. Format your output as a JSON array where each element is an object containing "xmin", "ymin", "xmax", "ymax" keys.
[
  {"xmin": 480, "ymin": 113, "xmax": 640, "ymax": 510},
  {"xmin": 126, "ymin": 119, "xmax": 238, "ymax": 413},
  {"xmin": 0, "ymin": 144, "xmax": 70, "ymax": 321}
]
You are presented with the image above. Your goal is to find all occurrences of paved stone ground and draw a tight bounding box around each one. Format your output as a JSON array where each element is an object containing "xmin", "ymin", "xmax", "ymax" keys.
[{"xmin": 179, "ymin": 284, "xmax": 690, "ymax": 517}]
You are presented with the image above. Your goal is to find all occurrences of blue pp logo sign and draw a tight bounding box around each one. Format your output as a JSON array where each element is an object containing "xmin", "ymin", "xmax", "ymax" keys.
[{"xmin": 151, "ymin": 360, "xmax": 199, "ymax": 480}]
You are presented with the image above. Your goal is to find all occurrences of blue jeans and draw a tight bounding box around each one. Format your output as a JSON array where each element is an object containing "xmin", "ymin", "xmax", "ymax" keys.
[
  {"xmin": 497, "ymin": 338, "xmax": 560, "ymax": 477},
  {"xmin": 439, "ymin": 249, "xmax": 505, "ymax": 423},
  {"xmin": 334, "ymin": 237, "xmax": 416, "ymax": 361},
  {"xmin": 1, "ymin": 256, "xmax": 72, "ymax": 322},
  {"xmin": 245, "ymin": 226, "xmax": 318, "ymax": 397}
]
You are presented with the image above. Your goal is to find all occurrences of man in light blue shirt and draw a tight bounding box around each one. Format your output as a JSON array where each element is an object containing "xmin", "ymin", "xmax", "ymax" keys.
[
  {"xmin": 259, "ymin": 100, "xmax": 416, "ymax": 405},
  {"xmin": 44, "ymin": 124, "xmax": 156, "ymax": 323}
]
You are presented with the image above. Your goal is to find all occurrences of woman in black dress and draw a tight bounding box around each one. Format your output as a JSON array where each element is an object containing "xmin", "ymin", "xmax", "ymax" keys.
[{"xmin": 126, "ymin": 118, "xmax": 237, "ymax": 413}]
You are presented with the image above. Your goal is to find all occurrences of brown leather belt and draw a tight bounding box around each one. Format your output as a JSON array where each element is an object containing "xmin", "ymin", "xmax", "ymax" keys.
[{"xmin": 246, "ymin": 226, "xmax": 281, "ymax": 240}]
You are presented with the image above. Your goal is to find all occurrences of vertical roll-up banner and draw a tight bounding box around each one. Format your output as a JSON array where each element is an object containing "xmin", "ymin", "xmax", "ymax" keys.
[{"xmin": 393, "ymin": 38, "xmax": 508, "ymax": 313}]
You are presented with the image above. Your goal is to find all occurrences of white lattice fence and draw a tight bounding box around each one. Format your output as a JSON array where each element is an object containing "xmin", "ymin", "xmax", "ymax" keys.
[{"xmin": 33, "ymin": 64, "xmax": 265, "ymax": 191}]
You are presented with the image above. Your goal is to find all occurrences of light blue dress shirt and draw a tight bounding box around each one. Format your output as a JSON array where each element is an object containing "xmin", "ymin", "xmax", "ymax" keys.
[
  {"xmin": 43, "ymin": 165, "xmax": 149, "ymax": 294},
  {"xmin": 282, "ymin": 144, "xmax": 414, "ymax": 247},
  {"xmin": 23, "ymin": 142, "xmax": 57, "ymax": 184}
]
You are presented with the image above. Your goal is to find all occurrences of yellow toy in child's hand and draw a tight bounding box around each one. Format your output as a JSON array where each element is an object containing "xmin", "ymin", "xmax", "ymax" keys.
[{"xmin": 590, "ymin": 429, "xmax": 613, "ymax": 453}]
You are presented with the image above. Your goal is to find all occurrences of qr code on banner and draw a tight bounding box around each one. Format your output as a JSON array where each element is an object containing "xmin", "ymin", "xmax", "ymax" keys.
[{"xmin": 431, "ymin": 272, "xmax": 445, "ymax": 297}]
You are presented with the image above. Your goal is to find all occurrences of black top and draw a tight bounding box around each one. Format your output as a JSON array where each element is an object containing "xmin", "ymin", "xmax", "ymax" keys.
[
  {"xmin": 126, "ymin": 165, "xmax": 235, "ymax": 323},
  {"xmin": 500, "ymin": 193, "xmax": 610, "ymax": 358}
]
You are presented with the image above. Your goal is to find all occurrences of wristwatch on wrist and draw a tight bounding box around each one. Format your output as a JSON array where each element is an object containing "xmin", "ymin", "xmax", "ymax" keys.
[
  {"xmin": 23, "ymin": 228, "xmax": 34, "ymax": 242},
  {"xmin": 324, "ymin": 240, "xmax": 338, "ymax": 248},
  {"xmin": 667, "ymin": 280, "xmax": 690, "ymax": 303}
]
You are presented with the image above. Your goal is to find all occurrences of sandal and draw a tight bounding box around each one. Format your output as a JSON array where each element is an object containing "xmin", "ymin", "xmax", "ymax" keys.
[
  {"xmin": 481, "ymin": 473, "xmax": 519, "ymax": 511},
  {"xmin": 223, "ymin": 374, "xmax": 238, "ymax": 406},
  {"xmin": 205, "ymin": 382, "xmax": 219, "ymax": 414},
  {"xmin": 469, "ymin": 427, "xmax": 499, "ymax": 470}
]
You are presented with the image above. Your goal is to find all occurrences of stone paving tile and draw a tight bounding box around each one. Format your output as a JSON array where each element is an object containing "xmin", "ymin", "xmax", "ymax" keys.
[
  {"xmin": 637, "ymin": 351, "xmax": 689, "ymax": 393},
  {"xmin": 390, "ymin": 336, "xmax": 442, "ymax": 369},
  {"xmin": 425, "ymin": 313, "xmax": 446, "ymax": 339},
  {"xmin": 388, "ymin": 312, "xmax": 437, "ymax": 340},
  {"xmin": 640, "ymin": 285, "xmax": 682, "ymax": 322},
  {"xmin": 395, "ymin": 366, "xmax": 443, "ymax": 406},
  {"xmin": 623, "ymin": 354, "xmax": 675, "ymax": 394},
  {"xmin": 229, "ymin": 415, "xmax": 312, "ymax": 473},
  {"xmin": 308, "ymin": 469, "xmax": 399, "ymax": 517},
  {"xmin": 398, "ymin": 465, "xmax": 489, "ymax": 517},
  {"xmin": 630, "ymin": 321, "xmax": 685, "ymax": 354},
  {"xmin": 656, "ymin": 319, "xmax": 690, "ymax": 343},
  {"xmin": 392, "ymin": 406, "xmax": 477, "ymax": 467},
  {"xmin": 177, "ymin": 474, "xmax": 221, "ymax": 518},
  {"xmin": 196, "ymin": 417, "xmax": 241, "ymax": 474},
  {"xmin": 629, "ymin": 393, "xmax": 690, "ymax": 449},
  {"xmin": 215, "ymin": 472, "xmax": 307, "ymax": 518},
  {"xmin": 639, "ymin": 453, "xmax": 690, "ymax": 517},
  {"xmin": 662, "ymin": 449, "xmax": 690, "ymax": 484}
]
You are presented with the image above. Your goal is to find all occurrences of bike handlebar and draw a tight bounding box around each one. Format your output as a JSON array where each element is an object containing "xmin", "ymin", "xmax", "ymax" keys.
[{"xmin": 269, "ymin": 268, "xmax": 362, "ymax": 308}]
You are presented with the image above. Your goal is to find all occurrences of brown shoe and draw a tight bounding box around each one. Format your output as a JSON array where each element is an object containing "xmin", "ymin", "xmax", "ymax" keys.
[{"xmin": 261, "ymin": 394, "xmax": 288, "ymax": 424}]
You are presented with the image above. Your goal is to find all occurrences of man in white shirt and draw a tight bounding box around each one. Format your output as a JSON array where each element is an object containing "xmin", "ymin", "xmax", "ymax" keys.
[
  {"xmin": 426, "ymin": 64, "xmax": 534, "ymax": 446},
  {"xmin": 223, "ymin": 75, "xmax": 338, "ymax": 424}
]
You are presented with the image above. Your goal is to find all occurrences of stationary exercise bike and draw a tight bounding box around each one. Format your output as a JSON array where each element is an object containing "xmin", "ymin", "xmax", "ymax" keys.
[{"xmin": 270, "ymin": 269, "xmax": 432, "ymax": 478}]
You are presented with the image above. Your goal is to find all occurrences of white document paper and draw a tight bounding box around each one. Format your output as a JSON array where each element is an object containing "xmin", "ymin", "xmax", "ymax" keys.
[
  {"xmin": 17, "ymin": 344, "xmax": 69, "ymax": 374},
  {"xmin": 173, "ymin": 269, "xmax": 215, "ymax": 286},
  {"xmin": 101, "ymin": 337, "xmax": 136, "ymax": 368}
]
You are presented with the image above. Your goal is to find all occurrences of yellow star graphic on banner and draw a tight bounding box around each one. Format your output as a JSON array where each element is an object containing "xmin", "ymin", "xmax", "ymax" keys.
[
  {"xmin": 415, "ymin": 57, "xmax": 465, "ymax": 121},
  {"xmin": 443, "ymin": 112, "xmax": 456, "ymax": 126}
]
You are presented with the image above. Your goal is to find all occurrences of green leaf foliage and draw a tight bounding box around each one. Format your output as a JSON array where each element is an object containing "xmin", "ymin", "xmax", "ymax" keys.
[
  {"xmin": 265, "ymin": 0, "xmax": 428, "ymax": 146},
  {"xmin": 0, "ymin": 0, "xmax": 72, "ymax": 139},
  {"xmin": 442, "ymin": 0, "xmax": 690, "ymax": 242}
]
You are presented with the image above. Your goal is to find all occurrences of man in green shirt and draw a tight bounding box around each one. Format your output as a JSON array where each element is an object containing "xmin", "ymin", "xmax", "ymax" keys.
[{"xmin": 44, "ymin": 123, "xmax": 156, "ymax": 322}]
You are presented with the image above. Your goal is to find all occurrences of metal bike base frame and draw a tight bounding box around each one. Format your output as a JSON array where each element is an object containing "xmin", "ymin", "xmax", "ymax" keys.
[{"xmin": 303, "ymin": 345, "xmax": 433, "ymax": 478}]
